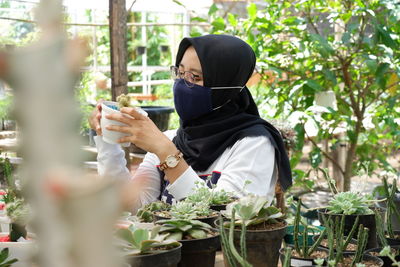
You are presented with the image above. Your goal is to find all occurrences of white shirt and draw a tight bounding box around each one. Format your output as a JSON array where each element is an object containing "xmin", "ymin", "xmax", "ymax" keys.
[{"xmin": 95, "ymin": 130, "xmax": 277, "ymax": 209}]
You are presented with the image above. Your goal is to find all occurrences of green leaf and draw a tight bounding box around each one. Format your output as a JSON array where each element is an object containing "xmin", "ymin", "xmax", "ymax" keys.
[
  {"xmin": 140, "ymin": 240, "xmax": 158, "ymax": 253},
  {"xmin": 208, "ymin": 4, "xmax": 218, "ymax": 16},
  {"xmin": 133, "ymin": 228, "xmax": 149, "ymax": 246},
  {"xmin": 309, "ymin": 148, "xmax": 322, "ymax": 168},
  {"xmin": 0, "ymin": 248, "xmax": 9, "ymax": 263},
  {"xmin": 310, "ymin": 34, "xmax": 335, "ymax": 57},
  {"xmin": 188, "ymin": 229, "xmax": 207, "ymax": 239},
  {"xmin": 228, "ymin": 13, "xmax": 237, "ymax": 27},
  {"xmin": 166, "ymin": 232, "xmax": 183, "ymax": 241},
  {"xmin": 211, "ymin": 17, "xmax": 226, "ymax": 31},
  {"xmin": 116, "ymin": 229, "xmax": 135, "ymax": 246},
  {"xmin": 247, "ymin": 3, "xmax": 257, "ymax": 18}
]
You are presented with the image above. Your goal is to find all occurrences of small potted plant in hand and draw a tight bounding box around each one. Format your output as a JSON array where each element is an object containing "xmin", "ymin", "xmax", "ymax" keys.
[
  {"xmin": 116, "ymin": 224, "xmax": 181, "ymax": 267},
  {"xmin": 219, "ymin": 195, "xmax": 286, "ymax": 267},
  {"xmin": 157, "ymin": 219, "xmax": 220, "ymax": 267}
]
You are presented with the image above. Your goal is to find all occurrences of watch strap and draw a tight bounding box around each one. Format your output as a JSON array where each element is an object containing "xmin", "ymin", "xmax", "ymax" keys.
[{"xmin": 159, "ymin": 151, "xmax": 183, "ymax": 171}]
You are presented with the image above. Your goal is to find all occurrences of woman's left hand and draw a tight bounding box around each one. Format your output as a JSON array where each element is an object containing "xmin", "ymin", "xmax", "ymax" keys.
[{"xmin": 105, "ymin": 107, "xmax": 175, "ymax": 156}]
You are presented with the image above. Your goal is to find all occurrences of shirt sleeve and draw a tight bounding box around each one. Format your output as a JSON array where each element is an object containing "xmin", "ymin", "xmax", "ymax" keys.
[
  {"xmin": 94, "ymin": 136, "xmax": 161, "ymax": 210},
  {"xmin": 167, "ymin": 136, "xmax": 277, "ymax": 201}
]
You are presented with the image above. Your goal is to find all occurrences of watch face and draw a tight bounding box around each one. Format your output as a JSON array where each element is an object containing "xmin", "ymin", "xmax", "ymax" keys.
[{"xmin": 166, "ymin": 155, "xmax": 179, "ymax": 168}]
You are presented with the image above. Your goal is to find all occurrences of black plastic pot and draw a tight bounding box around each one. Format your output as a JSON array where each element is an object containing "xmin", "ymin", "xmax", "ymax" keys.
[
  {"xmin": 340, "ymin": 252, "xmax": 384, "ymax": 266},
  {"xmin": 317, "ymin": 208, "xmax": 377, "ymax": 249},
  {"xmin": 218, "ymin": 220, "xmax": 287, "ymax": 267},
  {"xmin": 130, "ymin": 106, "xmax": 175, "ymax": 154},
  {"xmin": 384, "ymin": 230, "xmax": 400, "ymax": 246},
  {"xmin": 365, "ymin": 246, "xmax": 400, "ymax": 267},
  {"xmin": 136, "ymin": 46, "xmax": 146, "ymax": 55},
  {"xmin": 153, "ymin": 213, "xmax": 219, "ymax": 227},
  {"xmin": 126, "ymin": 243, "xmax": 182, "ymax": 267},
  {"xmin": 177, "ymin": 234, "xmax": 220, "ymax": 267},
  {"xmin": 279, "ymin": 246, "xmax": 329, "ymax": 267}
]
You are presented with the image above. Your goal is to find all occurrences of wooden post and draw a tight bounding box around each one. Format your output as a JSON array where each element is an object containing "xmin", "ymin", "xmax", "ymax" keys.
[
  {"xmin": 109, "ymin": 0, "xmax": 128, "ymax": 101},
  {"xmin": 109, "ymin": 0, "xmax": 131, "ymax": 168}
]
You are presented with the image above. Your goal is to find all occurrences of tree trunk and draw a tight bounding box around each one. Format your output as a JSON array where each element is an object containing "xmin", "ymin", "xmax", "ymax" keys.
[
  {"xmin": 109, "ymin": 0, "xmax": 130, "ymax": 167},
  {"xmin": 343, "ymin": 119, "xmax": 363, "ymax": 191}
]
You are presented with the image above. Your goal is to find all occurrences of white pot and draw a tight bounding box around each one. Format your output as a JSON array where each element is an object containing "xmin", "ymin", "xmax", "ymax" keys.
[
  {"xmin": 0, "ymin": 233, "xmax": 36, "ymax": 267},
  {"xmin": 100, "ymin": 101, "xmax": 131, "ymax": 147}
]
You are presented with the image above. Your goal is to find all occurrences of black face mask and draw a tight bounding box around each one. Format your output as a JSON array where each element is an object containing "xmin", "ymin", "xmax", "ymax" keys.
[{"xmin": 173, "ymin": 78, "xmax": 244, "ymax": 122}]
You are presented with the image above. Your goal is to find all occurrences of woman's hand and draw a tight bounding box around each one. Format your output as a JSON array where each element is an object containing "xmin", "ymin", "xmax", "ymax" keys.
[
  {"xmin": 105, "ymin": 107, "xmax": 175, "ymax": 156},
  {"xmin": 88, "ymin": 102, "xmax": 103, "ymax": 135}
]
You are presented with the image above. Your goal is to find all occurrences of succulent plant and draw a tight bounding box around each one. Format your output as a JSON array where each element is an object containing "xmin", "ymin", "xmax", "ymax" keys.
[
  {"xmin": 157, "ymin": 219, "xmax": 214, "ymax": 240},
  {"xmin": 326, "ymin": 191, "xmax": 374, "ymax": 215},
  {"xmin": 167, "ymin": 200, "xmax": 213, "ymax": 220},
  {"xmin": 116, "ymin": 224, "xmax": 180, "ymax": 255},
  {"xmin": 136, "ymin": 201, "xmax": 170, "ymax": 223},
  {"xmin": 221, "ymin": 195, "xmax": 284, "ymax": 227},
  {"xmin": 185, "ymin": 181, "xmax": 235, "ymax": 206},
  {"xmin": 116, "ymin": 94, "xmax": 131, "ymax": 108}
]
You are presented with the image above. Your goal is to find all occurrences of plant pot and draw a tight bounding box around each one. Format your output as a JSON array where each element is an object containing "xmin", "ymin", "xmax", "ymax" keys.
[
  {"xmin": 312, "ymin": 234, "xmax": 358, "ymax": 253},
  {"xmin": 317, "ymin": 208, "xmax": 378, "ymax": 249},
  {"xmin": 336, "ymin": 252, "xmax": 384, "ymax": 266},
  {"xmin": 153, "ymin": 212, "xmax": 218, "ymax": 227},
  {"xmin": 385, "ymin": 230, "xmax": 400, "ymax": 246},
  {"xmin": 279, "ymin": 246, "xmax": 329, "ymax": 267},
  {"xmin": 129, "ymin": 106, "xmax": 174, "ymax": 154},
  {"xmin": 218, "ymin": 220, "xmax": 287, "ymax": 267},
  {"xmin": 136, "ymin": 46, "xmax": 146, "ymax": 55},
  {"xmin": 0, "ymin": 232, "xmax": 36, "ymax": 267},
  {"xmin": 126, "ymin": 243, "xmax": 182, "ymax": 267},
  {"xmin": 100, "ymin": 101, "xmax": 148, "ymax": 147},
  {"xmin": 284, "ymin": 225, "xmax": 325, "ymax": 246},
  {"xmin": 178, "ymin": 233, "xmax": 220, "ymax": 267},
  {"xmin": 365, "ymin": 246, "xmax": 400, "ymax": 267},
  {"xmin": 160, "ymin": 45, "xmax": 169, "ymax": 53}
]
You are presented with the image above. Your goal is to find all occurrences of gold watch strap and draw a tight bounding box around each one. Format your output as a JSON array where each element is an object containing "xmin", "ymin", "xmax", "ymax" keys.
[{"xmin": 159, "ymin": 151, "xmax": 183, "ymax": 171}]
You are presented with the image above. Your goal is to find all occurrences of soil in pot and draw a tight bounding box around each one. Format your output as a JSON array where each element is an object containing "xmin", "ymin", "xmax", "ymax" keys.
[
  {"xmin": 279, "ymin": 246, "xmax": 328, "ymax": 267},
  {"xmin": 126, "ymin": 244, "xmax": 182, "ymax": 267},
  {"xmin": 313, "ymin": 234, "xmax": 358, "ymax": 252},
  {"xmin": 220, "ymin": 220, "xmax": 287, "ymax": 267},
  {"xmin": 317, "ymin": 208, "xmax": 378, "ymax": 249},
  {"xmin": 334, "ymin": 252, "xmax": 383, "ymax": 267},
  {"xmin": 178, "ymin": 231, "xmax": 220, "ymax": 267},
  {"xmin": 365, "ymin": 246, "xmax": 400, "ymax": 267},
  {"xmin": 384, "ymin": 230, "xmax": 400, "ymax": 246}
]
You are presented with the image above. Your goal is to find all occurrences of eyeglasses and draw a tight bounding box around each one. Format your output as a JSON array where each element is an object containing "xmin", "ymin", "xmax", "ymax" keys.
[{"xmin": 170, "ymin": 66, "xmax": 202, "ymax": 87}]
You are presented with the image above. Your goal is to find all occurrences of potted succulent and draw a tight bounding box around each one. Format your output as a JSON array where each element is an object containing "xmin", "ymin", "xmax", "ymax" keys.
[
  {"xmin": 136, "ymin": 201, "xmax": 171, "ymax": 223},
  {"xmin": 154, "ymin": 200, "xmax": 218, "ymax": 226},
  {"xmin": 317, "ymin": 172, "xmax": 378, "ymax": 248},
  {"xmin": 280, "ymin": 200, "xmax": 328, "ymax": 266},
  {"xmin": 185, "ymin": 181, "xmax": 236, "ymax": 211},
  {"xmin": 116, "ymin": 224, "xmax": 181, "ymax": 267},
  {"xmin": 0, "ymin": 158, "xmax": 35, "ymax": 267},
  {"xmin": 219, "ymin": 195, "xmax": 286, "ymax": 267},
  {"xmin": 157, "ymin": 219, "xmax": 220, "ymax": 267}
]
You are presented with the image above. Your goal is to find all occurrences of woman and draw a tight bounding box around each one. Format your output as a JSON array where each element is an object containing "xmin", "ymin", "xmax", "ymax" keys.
[{"xmin": 89, "ymin": 34, "xmax": 292, "ymax": 211}]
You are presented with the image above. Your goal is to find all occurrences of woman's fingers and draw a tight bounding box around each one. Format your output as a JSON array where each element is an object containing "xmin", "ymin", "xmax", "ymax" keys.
[
  {"xmin": 105, "ymin": 124, "xmax": 132, "ymax": 134},
  {"xmin": 120, "ymin": 107, "xmax": 148, "ymax": 121},
  {"xmin": 105, "ymin": 112, "xmax": 135, "ymax": 125}
]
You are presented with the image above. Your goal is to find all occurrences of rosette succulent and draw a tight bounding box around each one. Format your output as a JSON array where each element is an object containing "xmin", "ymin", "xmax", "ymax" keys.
[{"xmin": 326, "ymin": 192, "xmax": 373, "ymax": 215}]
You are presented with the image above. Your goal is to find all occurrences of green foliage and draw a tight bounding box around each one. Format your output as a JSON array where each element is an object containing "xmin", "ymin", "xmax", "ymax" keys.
[
  {"xmin": 379, "ymin": 246, "xmax": 400, "ymax": 266},
  {"xmin": 157, "ymin": 219, "xmax": 213, "ymax": 240},
  {"xmin": 136, "ymin": 201, "xmax": 171, "ymax": 223},
  {"xmin": 185, "ymin": 180, "xmax": 235, "ymax": 206},
  {"xmin": 0, "ymin": 248, "xmax": 18, "ymax": 267},
  {"xmin": 116, "ymin": 224, "xmax": 180, "ymax": 255},
  {"xmin": 221, "ymin": 195, "xmax": 283, "ymax": 227},
  {"xmin": 0, "ymin": 94, "xmax": 13, "ymax": 121},
  {"xmin": 197, "ymin": 0, "xmax": 400, "ymax": 191},
  {"xmin": 326, "ymin": 192, "xmax": 373, "ymax": 215},
  {"xmin": 166, "ymin": 200, "xmax": 214, "ymax": 220}
]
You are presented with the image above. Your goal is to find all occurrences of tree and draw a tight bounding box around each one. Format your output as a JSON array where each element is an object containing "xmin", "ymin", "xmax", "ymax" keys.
[{"xmin": 199, "ymin": 0, "xmax": 400, "ymax": 191}]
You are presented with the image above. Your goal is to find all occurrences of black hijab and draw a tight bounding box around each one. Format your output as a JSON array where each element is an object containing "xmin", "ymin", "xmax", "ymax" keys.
[{"xmin": 172, "ymin": 34, "xmax": 292, "ymax": 190}]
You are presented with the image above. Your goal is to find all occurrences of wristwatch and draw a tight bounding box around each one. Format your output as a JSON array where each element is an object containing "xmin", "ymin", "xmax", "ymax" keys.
[{"xmin": 159, "ymin": 151, "xmax": 183, "ymax": 171}]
